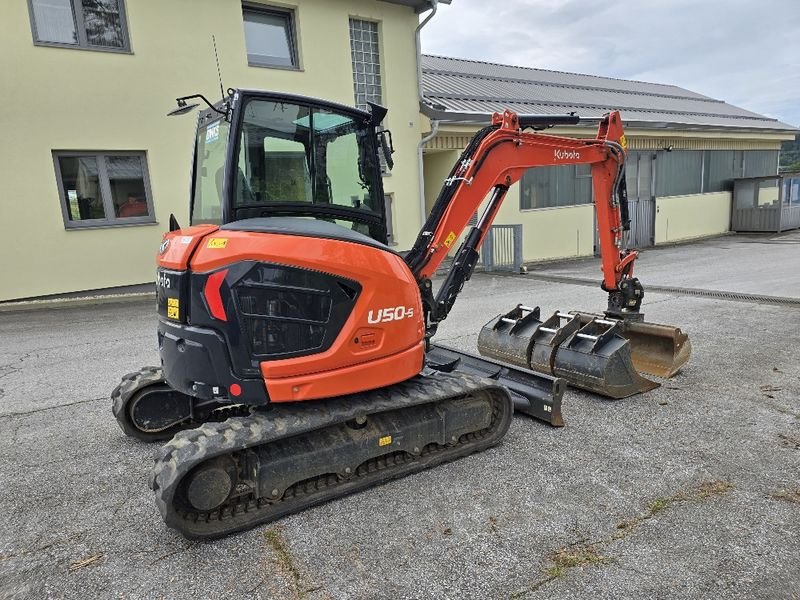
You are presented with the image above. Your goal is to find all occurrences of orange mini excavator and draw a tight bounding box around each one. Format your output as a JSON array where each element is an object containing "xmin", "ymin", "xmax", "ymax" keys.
[{"xmin": 112, "ymin": 89, "xmax": 688, "ymax": 538}]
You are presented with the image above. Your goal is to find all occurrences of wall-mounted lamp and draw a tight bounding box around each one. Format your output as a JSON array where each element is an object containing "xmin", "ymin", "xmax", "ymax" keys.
[{"xmin": 663, "ymin": 144, "xmax": 674, "ymax": 152}]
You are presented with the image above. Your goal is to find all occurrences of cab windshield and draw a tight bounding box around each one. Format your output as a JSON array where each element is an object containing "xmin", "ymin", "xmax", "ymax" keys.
[
  {"xmin": 234, "ymin": 99, "xmax": 381, "ymax": 233},
  {"xmin": 190, "ymin": 97, "xmax": 383, "ymax": 238}
]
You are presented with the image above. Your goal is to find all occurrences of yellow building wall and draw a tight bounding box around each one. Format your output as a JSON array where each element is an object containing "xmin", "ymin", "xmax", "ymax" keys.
[
  {"xmin": 422, "ymin": 150, "xmax": 459, "ymax": 213},
  {"xmin": 0, "ymin": 0, "xmax": 422, "ymax": 301},
  {"xmin": 494, "ymin": 184, "xmax": 595, "ymax": 261},
  {"xmin": 654, "ymin": 192, "xmax": 731, "ymax": 244}
]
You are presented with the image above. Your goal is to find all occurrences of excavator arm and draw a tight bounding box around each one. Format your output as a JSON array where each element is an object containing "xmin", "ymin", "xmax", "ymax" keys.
[{"xmin": 405, "ymin": 109, "xmax": 639, "ymax": 331}]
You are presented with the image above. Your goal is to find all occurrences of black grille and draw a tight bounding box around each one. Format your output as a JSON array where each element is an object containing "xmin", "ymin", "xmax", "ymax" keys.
[{"xmin": 234, "ymin": 263, "xmax": 359, "ymax": 359}]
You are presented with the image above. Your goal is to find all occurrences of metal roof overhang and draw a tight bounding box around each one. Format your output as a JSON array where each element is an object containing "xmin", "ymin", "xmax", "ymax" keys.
[{"xmin": 379, "ymin": 0, "xmax": 451, "ymax": 12}]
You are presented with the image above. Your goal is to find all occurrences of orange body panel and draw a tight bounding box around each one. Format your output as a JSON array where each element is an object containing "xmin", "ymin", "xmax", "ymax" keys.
[
  {"xmin": 265, "ymin": 341, "xmax": 425, "ymax": 402},
  {"xmin": 186, "ymin": 230, "xmax": 425, "ymax": 401},
  {"xmin": 158, "ymin": 224, "xmax": 219, "ymax": 270}
]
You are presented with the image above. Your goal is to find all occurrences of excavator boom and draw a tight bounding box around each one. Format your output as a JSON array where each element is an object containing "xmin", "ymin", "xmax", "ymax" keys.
[{"xmin": 401, "ymin": 109, "xmax": 690, "ymax": 396}]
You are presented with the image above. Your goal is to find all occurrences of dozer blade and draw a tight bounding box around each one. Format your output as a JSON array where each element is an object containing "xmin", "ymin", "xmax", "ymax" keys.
[
  {"xmin": 426, "ymin": 343, "xmax": 565, "ymax": 426},
  {"xmin": 477, "ymin": 305, "xmax": 659, "ymax": 399},
  {"xmin": 573, "ymin": 312, "xmax": 692, "ymax": 378}
]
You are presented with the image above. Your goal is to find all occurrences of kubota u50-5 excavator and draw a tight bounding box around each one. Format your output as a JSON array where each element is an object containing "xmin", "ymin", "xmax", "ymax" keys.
[{"xmin": 112, "ymin": 89, "xmax": 689, "ymax": 539}]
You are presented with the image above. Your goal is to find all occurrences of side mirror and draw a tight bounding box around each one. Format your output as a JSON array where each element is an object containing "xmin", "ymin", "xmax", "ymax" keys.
[{"xmin": 378, "ymin": 129, "xmax": 394, "ymax": 172}]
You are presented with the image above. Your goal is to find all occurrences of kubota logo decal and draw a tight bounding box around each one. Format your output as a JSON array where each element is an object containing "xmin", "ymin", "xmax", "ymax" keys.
[
  {"xmin": 367, "ymin": 306, "xmax": 415, "ymax": 324},
  {"xmin": 554, "ymin": 149, "xmax": 581, "ymax": 160}
]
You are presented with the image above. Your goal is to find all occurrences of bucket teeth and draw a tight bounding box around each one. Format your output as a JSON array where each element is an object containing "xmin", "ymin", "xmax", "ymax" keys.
[{"xmin": 477, "ymin": 305, "xmax": 682, "ymax": 399}]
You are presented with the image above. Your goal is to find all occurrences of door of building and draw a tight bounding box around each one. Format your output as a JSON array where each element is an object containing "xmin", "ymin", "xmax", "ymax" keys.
[{"xmin": 625, "ymin": 151, "xmax": 656, "ymax": 248}]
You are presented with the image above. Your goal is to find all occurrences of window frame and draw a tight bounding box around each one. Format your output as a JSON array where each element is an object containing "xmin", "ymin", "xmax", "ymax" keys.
[
  {"xmin": 242, "ymin": 2, "xmax": 300, "ymax": 70},
  {"xmin": 53, "ymin": 150, "xmax": 156, "ymax": 230},
  {"xmin": 28, "ymin": 0, "xmax": 132, "ymax": 53}
]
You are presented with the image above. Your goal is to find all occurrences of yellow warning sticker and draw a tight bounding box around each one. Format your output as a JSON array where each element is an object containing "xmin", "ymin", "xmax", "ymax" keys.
[
  {"xmin": 619, "ymin": 134, "xmax": 628, "ymax": 150},
  {"xmin": 206, "ymin": 238, "xmax": 228, "ymax": 249},
  {"xmin": 443, "ymin": 232, "xmax": 457, "ymax": 248},
  {"xmin": 167, "ymin": 298, "xmax": 179, "ymax": 308},
  {"xmin": 378, "ymin": 435, "xmax": 392, "ymax": 447},
  {"xmin": 167, "ymin": 305, "xmax": 180, "ymax": 320}
]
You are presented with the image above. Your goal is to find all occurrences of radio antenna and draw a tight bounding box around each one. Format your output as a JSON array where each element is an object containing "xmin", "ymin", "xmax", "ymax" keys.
[{"xmin": 212, "ymin": 35, "xmax": 225, "ymax": 101}]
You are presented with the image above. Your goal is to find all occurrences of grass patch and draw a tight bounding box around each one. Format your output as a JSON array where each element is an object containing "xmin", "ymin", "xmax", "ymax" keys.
[
  {"xmin": 259, "ymin": 528, "xmax": 322, "ymax": 599},
  {"xmin": 778, "ymin": 433, "xmax": 800, "ymax": 450},
  {"xmin": 771, "ymin": 488, "xmax": 800, "ymax": 505},
  {"xmin": 692, "ymin": 480, "xmax": 733, "ymax": 499},
  {"xmin": 545, "ymin": 546, "xmax": 612, "ymax": 579},
  {"xmin": 646, "ymin": 497, "xmax": 671, "ymax": 515},
  {"xmin": 520, "ymin": 479, "xmax": 734, "ymax": 596}
]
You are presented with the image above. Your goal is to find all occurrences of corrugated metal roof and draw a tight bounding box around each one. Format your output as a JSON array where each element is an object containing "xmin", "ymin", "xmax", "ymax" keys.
[{"xmin": 422, "ymin": 55, "xmax": 797, "ymax": 132}]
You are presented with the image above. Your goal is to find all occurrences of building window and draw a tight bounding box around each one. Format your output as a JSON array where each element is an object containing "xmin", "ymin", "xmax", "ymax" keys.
[
  {"xmin": 520, "ymin": 165, "xmax": 593, "ymax": 210},
  {"xmin": 29, "ymin": 0, "xmax": 130, "ymax": 51},
  {"xmin": 349, "ymin": 18, "xmax": 385, "ymax": 172},
  {"xmin": 655, "ymin": 149, "xmax": 779, "ymax": 197},
  {"xmin": 242, "ymin": 4, "xmax": 298, "ymax": 69},
  {"xmin": 53, "ymin": 151, "xmax": 155, "ymax": 228},
  {"xmin": 349, "ymin": 18, "xmax": 382, "ymax": 109}
]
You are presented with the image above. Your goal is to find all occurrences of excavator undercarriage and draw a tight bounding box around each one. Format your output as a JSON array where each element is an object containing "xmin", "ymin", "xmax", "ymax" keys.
[{"xmin": 150, "ymin": 371, "xmax": 512, "ymax": 539}]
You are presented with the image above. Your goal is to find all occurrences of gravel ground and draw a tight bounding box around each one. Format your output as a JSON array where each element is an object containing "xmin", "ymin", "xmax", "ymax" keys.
[{"xmin": 1, "ymin": 233, "xmax": 798, "ymax": 599}]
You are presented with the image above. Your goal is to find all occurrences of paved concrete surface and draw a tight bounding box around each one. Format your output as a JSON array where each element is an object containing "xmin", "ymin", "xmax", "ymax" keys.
[
  {"xmin": 533, "ymin": 230, "xmax": 800, "ymax": 298},
  {"xmin": 1, "ymin": 234, "xmax": 798, "ymax": 599}
]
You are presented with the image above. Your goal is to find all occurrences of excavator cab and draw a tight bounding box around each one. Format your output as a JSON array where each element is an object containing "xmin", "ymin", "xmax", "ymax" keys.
[{"xmin": 189, "ymin": 89, "xmax": 390, "ymax": 242}]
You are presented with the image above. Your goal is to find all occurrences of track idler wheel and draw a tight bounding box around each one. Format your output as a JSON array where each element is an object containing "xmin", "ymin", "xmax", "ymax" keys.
[
  {"xmin": 111, "ymin": 367, "xmax": 194, "ymax": 442},
  {"xmin": 183, "ymin": 456, "xmax": 238, "ymax": 512}
]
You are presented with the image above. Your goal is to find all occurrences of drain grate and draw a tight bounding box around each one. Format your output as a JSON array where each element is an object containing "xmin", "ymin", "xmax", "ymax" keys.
[{"xmin": 524, "ymin": 273, "xmax": 800, "ymax": 307}]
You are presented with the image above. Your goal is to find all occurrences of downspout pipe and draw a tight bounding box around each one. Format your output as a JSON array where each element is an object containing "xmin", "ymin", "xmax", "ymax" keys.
[
  {"xmin": 415, "ymin": 1, "xmax": 438, "ymax": 106},
  {"xmin": 417, "ymin": 119, "xmax": 439, "ymax": 223},
  {"xmin": 416, "ymin": 0, "xmax": 439, "ymax": 229}
]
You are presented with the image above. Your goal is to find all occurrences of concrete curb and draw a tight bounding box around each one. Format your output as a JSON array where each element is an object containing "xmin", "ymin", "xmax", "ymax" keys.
[{"xmin": 0, "ymin": 292, "xmax": 153, "ymax": 313}]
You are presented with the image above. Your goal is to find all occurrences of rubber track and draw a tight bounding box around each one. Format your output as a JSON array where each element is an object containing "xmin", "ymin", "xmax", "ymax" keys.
[
  {"xmin": 111, "ymin": 366, "xmax": 166, "ymax": 439},
  {"xmin": 149, "ymin": 371, "xmax": 514, "ymax": 539},
  {"xmin": 111, "ymin": 366, "xmax": 248, "ymax": 442}
]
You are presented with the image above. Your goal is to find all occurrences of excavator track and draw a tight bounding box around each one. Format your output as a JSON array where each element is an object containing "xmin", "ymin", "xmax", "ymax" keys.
[
  {"xmin": 149, "ymin": 371, "xmax": 513, "ymax": 539},
  {"xmin": 111, "ymin": 366, "xmax": 248, "ymax": 442}
]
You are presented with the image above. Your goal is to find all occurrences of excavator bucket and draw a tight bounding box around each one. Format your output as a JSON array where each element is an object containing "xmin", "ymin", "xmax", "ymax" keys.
[
  {"xmin": 552, "ymin": 318, "xmax": 658, "ymax": 398},
  {"xmin": 477, "ymin": 305, "xmax": 660, "ymax": 399},
  {"xmin": 572, "ymin": 312, "xmax": 692, "ymax": 378}
]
